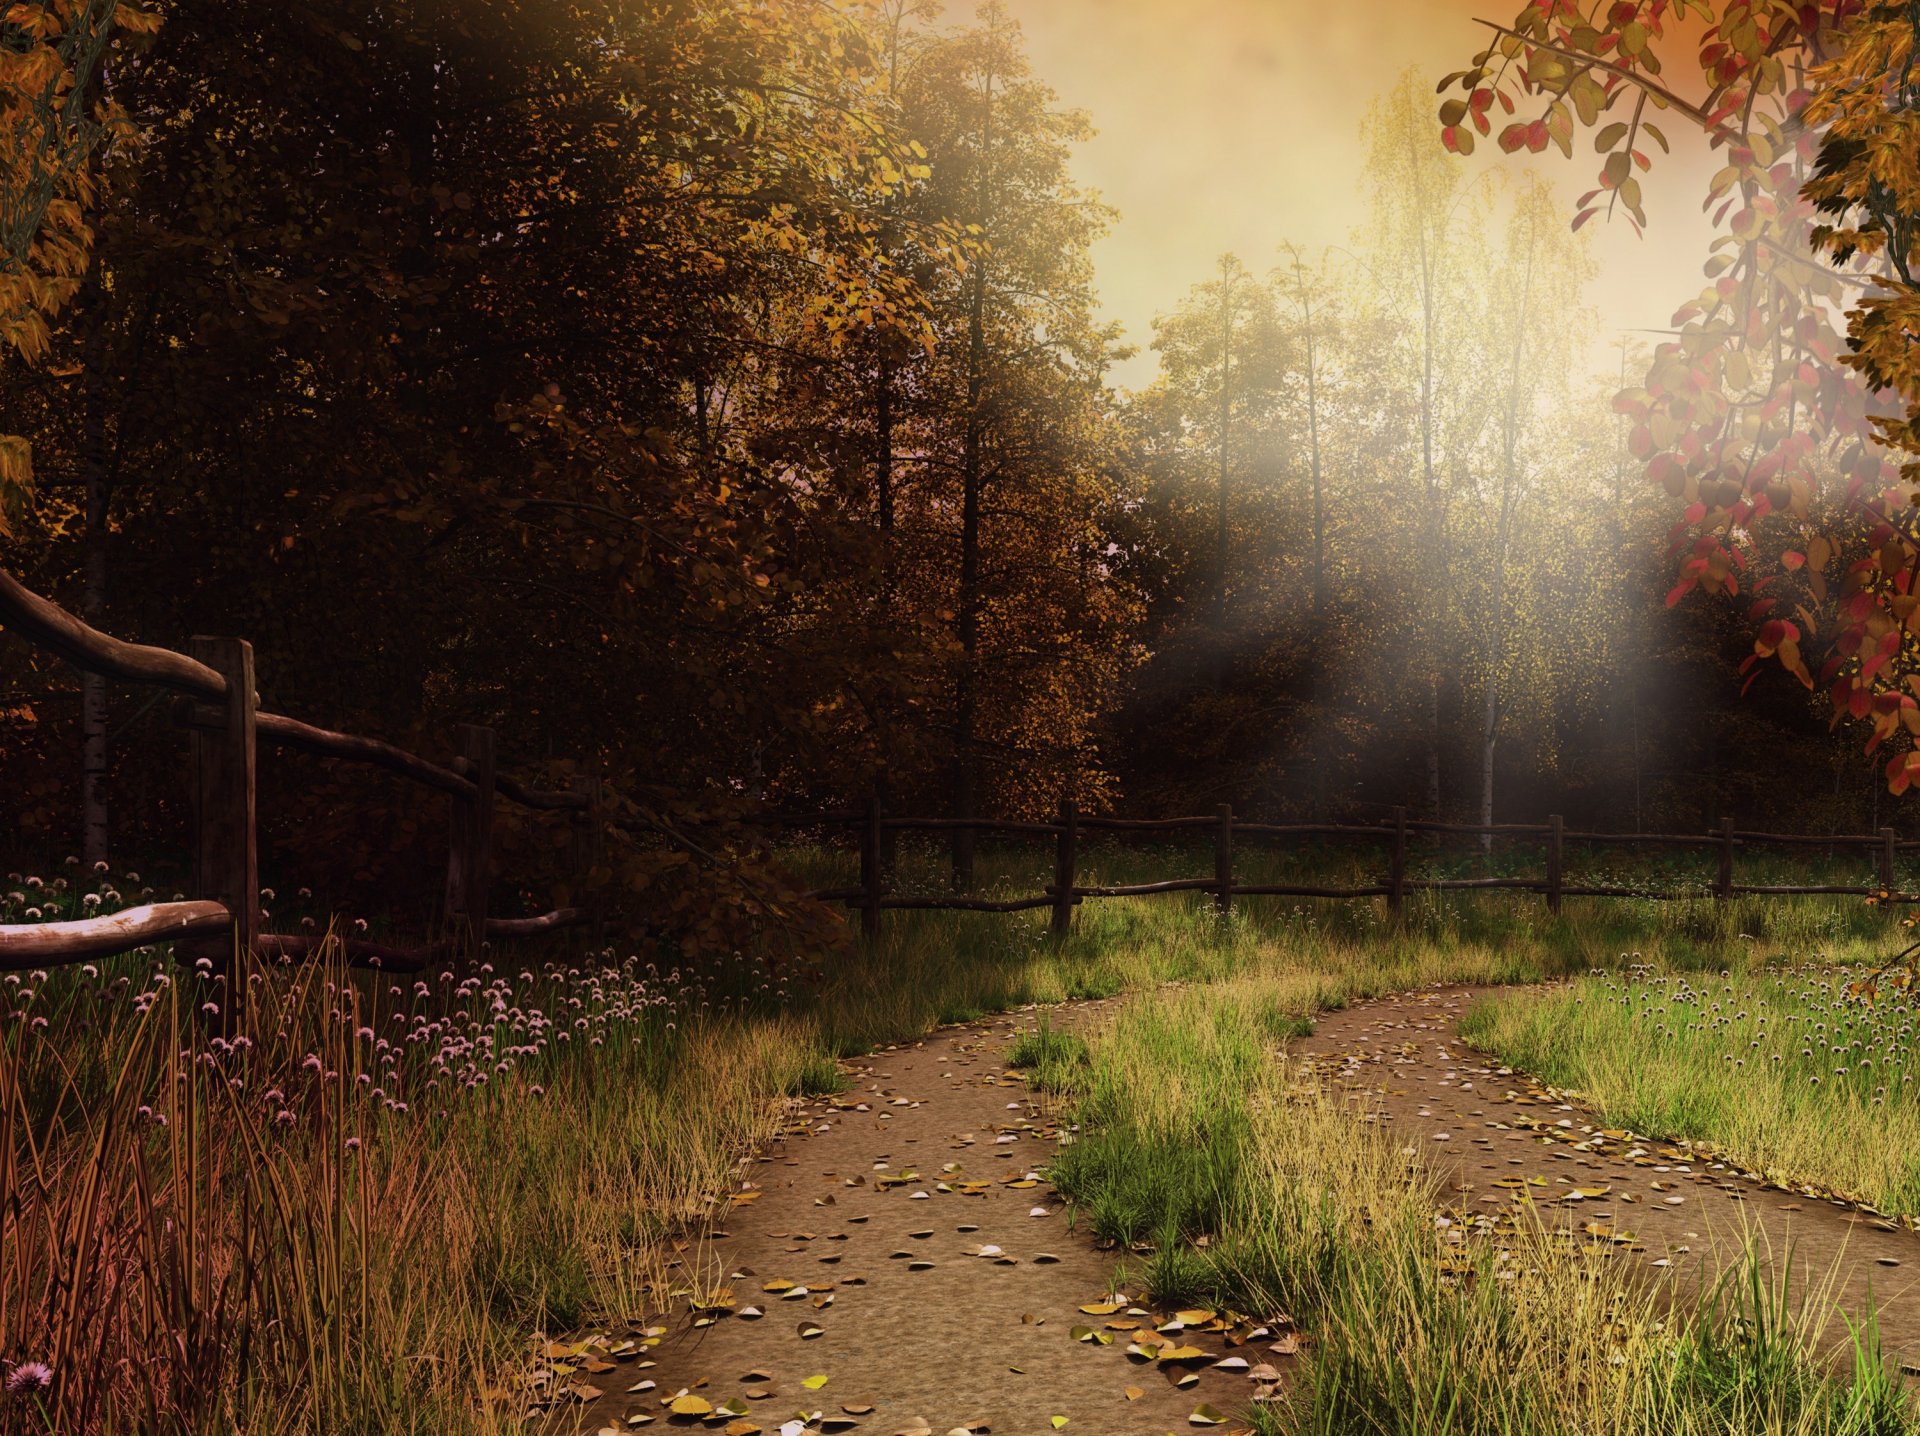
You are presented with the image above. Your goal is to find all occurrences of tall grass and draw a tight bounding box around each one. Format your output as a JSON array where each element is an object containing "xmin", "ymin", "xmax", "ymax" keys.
[
  {"xmin": 1, "ymin": 864, "xmax": 835, "ymax": 1432},
  {"xmin": 1, "ymin": 847, "xmax": 1910, "ymax": 1431},
  {"xmin": 1462, "ymin": 967, "xmax": 1920, "ymax": 1217},
  {"xmin": 1039, "ymin": 977, "xmax": 1917, "ymax": 1436}
]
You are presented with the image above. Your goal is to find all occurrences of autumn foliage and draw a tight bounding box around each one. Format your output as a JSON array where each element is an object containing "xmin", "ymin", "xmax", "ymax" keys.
[{"xmin": 1444, "ymin": 0, "xmax": 1920, "ymax": 791}]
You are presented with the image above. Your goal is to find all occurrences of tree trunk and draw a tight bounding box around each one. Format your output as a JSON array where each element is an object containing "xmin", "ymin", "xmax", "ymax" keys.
[
  {"xmin": 875, "ymin": 354, "xmax": 898, "ymax": 877},
  {"xmin": 1215, "ymin": 257, "xmax": 1235, "ymax": 635},
  {"xmin": 80, "ymin": 298, "xmax": 112, "ymax": 867},
  {"xmin": 1296, "ymin": 259, "xmax": 1329, "ymax": 818},
  {"xmin": 951, "ymin": 70, "xmax": 995, "ymax": 893},
  {"xmin": 1481, "ymin": 202, "xmax": 1535, "ymax": 855},
  {"xmin": 1406, "ymin": 101, "xmax": 1445, "ymax": 821}
]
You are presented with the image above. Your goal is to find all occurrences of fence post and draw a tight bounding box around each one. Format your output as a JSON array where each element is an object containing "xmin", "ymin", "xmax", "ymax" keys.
[
  {"xmin": 859, "ymin": 793, "xmax": 884, "ymax": 942},
  {"xmin": 188, "ymin": 638, "xmax": 257, "ymax": 1032},
  {"xmin": 576, "ymin": 758, "xmax": 605, "ymax": 955},
  {"xmin": 444, "ymin": 724, "xmax": 496, "ymax": 957},
  {"xmin": 1880, "ymin": 826, "xmax": 1898, "ymax": 894},
  {"xmin": 1051, "ymin": 797, "xmax": 1078, "ymax": 939},
  {"xmin": 1716, "ymin": 815, "xmax": 1735, "ymax": 903},
  {"xmin": 1388, "ymin": 806, "xmax": 1407, "ymax": 915},
  {"xmin": 1546, "ymin": 814, "xmax": 1564, "ymax": 916},
  {"xmin": 1214, "ymin": 803, "xmax": 1234, "ymax": 917}
]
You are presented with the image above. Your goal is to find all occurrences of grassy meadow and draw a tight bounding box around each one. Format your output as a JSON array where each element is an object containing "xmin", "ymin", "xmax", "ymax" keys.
[{"xmin": 3, "ymin": 835, "xmax": 1919, "ymax": 1431}]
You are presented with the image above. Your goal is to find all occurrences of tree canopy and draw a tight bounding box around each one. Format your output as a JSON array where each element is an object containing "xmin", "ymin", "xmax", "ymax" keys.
[{"xmin": 4, "ymin": 0, "xmax": 1919, "ymax": 948}]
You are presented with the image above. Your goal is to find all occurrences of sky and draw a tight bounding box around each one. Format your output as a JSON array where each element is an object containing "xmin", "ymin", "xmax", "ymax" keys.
[{"xmin": 1002, "ymin": 0, "xmax": 1724, "ymax": 389}]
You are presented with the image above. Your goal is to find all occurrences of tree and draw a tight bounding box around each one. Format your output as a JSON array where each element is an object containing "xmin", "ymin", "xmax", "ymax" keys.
[
  {"xmin": 1469, "ymin": 179, "xmax": 1597, "ymax": 843},
  {"xmin": 0, "ymin": 0, "xmax": 950, "ymax": 951},
  {"xmin": 889, "ymin": 3, "xmax": 1137, "ymax": 886},
  {"xmin": 1364, "ymin": 70, "xmax": 1504, "ymax": 817},
  {"xmin": 1436, "ymin": 1, "xmax": 1920, "ymax": 794},
  {"xmin": 1804, "ymin": 3, "xmax": 1920, "ymax": 481},
  {"xmin": 0, "ymin": 0, "xmax": 153, "ymax": 528}
]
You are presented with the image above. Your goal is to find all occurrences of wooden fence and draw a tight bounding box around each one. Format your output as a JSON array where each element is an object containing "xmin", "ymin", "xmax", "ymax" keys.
[
  {"xmin": 0, "ymin": 567, "xmax": 598, "ymax": 993},
  {"xmin": 773, "ymin": 798, "xmax": 1920, "ymax": 940},
  {"xmin": 6, "ymin": 562, "xmax": 1919, "ymax": 982}
]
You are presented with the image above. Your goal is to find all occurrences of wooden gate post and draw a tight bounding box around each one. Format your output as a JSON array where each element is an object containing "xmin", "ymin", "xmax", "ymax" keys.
[
  {"xmin": 1387, "ymin": 806, "xmax": 1407, "ymax": 916},
  {"xmin": 444, "ymin": 724, "xmax": 496, "ymax": 957},
  {"xmin": 189, "ymin": 638, "xmax": 257, "ymax": 1031},
  {"xmin": 1051, "ymin": 797, "xmax": 1078, "ymax": 939},
  {"xmin": 1546, "ymin": 814, "xmax": 1565, "ymax": 916},
  {"xmin": 1880, "ymin": 826, "xmax": 1898, "ymax": 894},
  {"xmin": 1716, "ymin": 816, "xmax": 1735, "ymax": 903},
  {"xmin": 1214, "ymin": 804, "xmax": 1234, "ymax": 917},
  {"xmin": 858, "ymin": 794, "xmax": 885, "ymax": 942}
]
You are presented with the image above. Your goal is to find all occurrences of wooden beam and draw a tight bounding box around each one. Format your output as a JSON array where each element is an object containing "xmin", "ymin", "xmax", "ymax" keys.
[
  {"xmin": 175, "ymin": 702, "xmax": 478, "ymax": 798},
  {"xmin": 1051, "ymin": 797, "xmax": 1078, "ymax": 939},
  {"xmin": 1546, "ymin": 814, "xmax": 1564, "ymax": 916},
  {"xmin": 1388, "ymin": 806, "xmax": 1408, "ymax": 915},
  {"xmin": 444, "ymin": 724, "xmax": 497, "ymax": 956},
  {"xmin": 1214, "ymin": 804, "xmax": 1234, "ymax": 917},
  {"xmin": 0, "ymin": 567, "xmax": 224, "ymax": 697},
  {"xmin": 188, "ymin": 637, "xmax": 257, "ymax": 1030},
  {"xmin": 0, "ymin": 901, "xmax": 230, "ymax": 970},
  {"xmin": 859, "ymin": 793, "xmax": 884, "ymax": 942}
]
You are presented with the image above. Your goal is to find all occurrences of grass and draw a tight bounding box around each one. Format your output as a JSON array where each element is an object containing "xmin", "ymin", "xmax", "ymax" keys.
[
  {"xmin": 1461, "ymin": 965, "xmax": 1920, "ymax": 1218},
  {"xmin": 1005, "ymin": 1017, "xmax": 1090, "ymax": 1094},
  {"xmin": 1040, "ymin": 976, "xmax": 1918, "ymax": 1436},
  {"xmin": 3, "ymin": 844, "xmax": 1916, "ymax": 1431}
]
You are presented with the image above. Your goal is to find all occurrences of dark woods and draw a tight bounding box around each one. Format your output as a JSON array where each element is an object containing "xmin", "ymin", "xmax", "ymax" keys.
[{"xmin": 0, "ymin": 1, "xmax": 1899, "ymax": 948}]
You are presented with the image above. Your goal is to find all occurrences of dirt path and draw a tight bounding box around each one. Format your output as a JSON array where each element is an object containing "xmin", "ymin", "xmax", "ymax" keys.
[
  {"xmin": 571, "ymin": 999, "xmax": 1272, "ymax": 1436},
  {"xmin": 559, "ymin": 981, "xmax": 1920, "ymax": 1436},
  {"xmin": 1290, "ymin": 985, "xmax": 1920, "ymax": 1368}
]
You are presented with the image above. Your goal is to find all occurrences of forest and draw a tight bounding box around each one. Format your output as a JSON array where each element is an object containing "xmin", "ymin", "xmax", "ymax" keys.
[
  {"xmin": 8, "ymin": 1, "xmax": 1920, "ymax": 1433},
  {"xmin": 1, "ymin": 0, "xmax": 1914, "ymax": 940}
]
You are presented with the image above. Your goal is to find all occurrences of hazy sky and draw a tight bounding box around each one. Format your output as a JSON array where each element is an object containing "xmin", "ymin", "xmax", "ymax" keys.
[{"xmin": 1002, "ymin": 0, "xmax": 1722, "ymax": 388}]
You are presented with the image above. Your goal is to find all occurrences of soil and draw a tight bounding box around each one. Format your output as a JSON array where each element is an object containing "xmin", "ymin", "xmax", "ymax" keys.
[
  {"xmin": 563, "ymin": 982, "xmax": 1920, "ymax": 1436},
  {"xmin": 570, "ymin": 997, "xmax": 1265, "ymax": 1436}
]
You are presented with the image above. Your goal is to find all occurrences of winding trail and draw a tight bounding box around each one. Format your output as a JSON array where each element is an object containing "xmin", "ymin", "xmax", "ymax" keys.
[
  {"xmin": 1290, "ymin": 985, "xmax": 1920, "ymax": 1368},
  {"xmin": 574, "ymin": 998, "xmax": 1269, "ymax": 1436},
  {"xmin": 563, "ymin": 982, "xmax": 1920, "ymax": 1435}
]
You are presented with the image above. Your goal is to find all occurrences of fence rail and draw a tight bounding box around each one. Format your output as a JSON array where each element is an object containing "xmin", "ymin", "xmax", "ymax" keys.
[
  {"xmin": 8, "ymin": 563, "xmax": 1918, "ymax": 973},
  {"xmin": 0, "ymin": 569, "xmax": 594, "ymax": 996},
  {"xmin": 785, "ymin": 797, "xmax": 1919, "ymax": 939}
]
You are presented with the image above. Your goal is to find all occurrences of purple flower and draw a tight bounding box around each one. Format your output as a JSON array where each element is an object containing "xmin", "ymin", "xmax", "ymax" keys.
[{"xmin": 5, "ymin": 1361, "xmax": 52, "ymax": 1397}]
